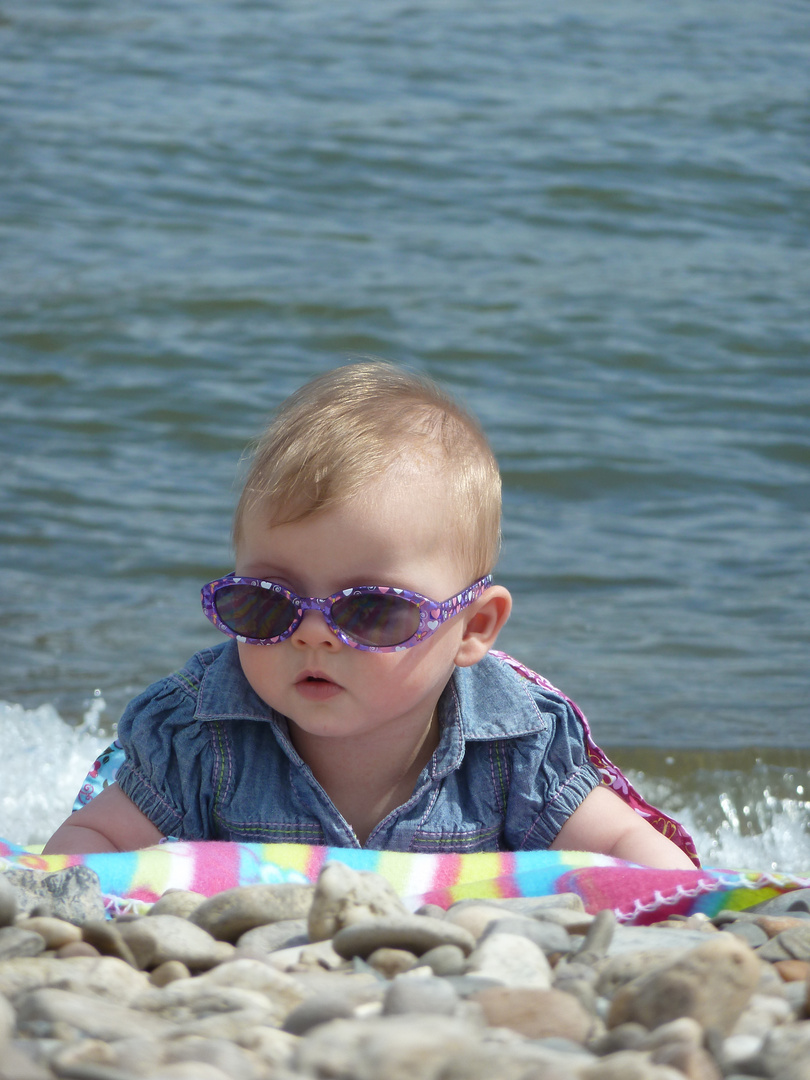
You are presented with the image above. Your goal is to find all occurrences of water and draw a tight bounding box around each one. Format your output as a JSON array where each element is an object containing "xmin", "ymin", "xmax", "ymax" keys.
[{"xmin": 1, "ymin": 1, "xmax": 808, "ymax": 864}]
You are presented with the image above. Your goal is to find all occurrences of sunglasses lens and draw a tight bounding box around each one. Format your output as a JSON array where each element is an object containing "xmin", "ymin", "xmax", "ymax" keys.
[
  {"xmin": 214, "ymin": 584, "xmax": 297, "ymax": 641},
  {"xmin": 332, "ymin": 592, "xmax": 421, "ymax": 647}
]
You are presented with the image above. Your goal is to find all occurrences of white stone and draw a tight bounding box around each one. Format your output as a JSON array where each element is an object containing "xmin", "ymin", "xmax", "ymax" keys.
[{"xmin": 464, "ymin": 932, "xmax": 552, "ymax": 989}]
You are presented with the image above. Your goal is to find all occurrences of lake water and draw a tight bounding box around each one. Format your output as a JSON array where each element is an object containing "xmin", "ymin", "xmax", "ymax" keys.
[{"xmin": 1, "ymin": 0, "xmax": 808, "ymax": 868}]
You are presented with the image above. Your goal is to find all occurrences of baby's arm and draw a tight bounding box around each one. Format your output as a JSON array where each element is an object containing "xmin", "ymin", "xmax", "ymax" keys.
[
  {"xmin": 42, "ymin": 783, "xmax": 165, "ymax": 854},
  {"xmin": 550, "ymin": 784, "xmax": 696, "ymax": 869}
]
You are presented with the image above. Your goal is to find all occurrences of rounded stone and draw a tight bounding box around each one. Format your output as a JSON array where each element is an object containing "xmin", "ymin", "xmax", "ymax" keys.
[
  {"xmin": 116, "ymin": 914, "xmax": 234, "ymax": 970},
  {"xmin": 443, "ymin": 902, "xmax": 509, "ymax": 940},
  {"xmin": 773, "ymin": 959, "xmax": 810, "ymax": 982},
  {"xmin": 15, "ymin": 916, "xmax": 82, "ymax": 950},
  {"xmin": 308, "ymin": 861, "xmax": 410, "ymax": 942},
  {"xmin": 420, "ymin": 944, "xmax": 467, "ymax": 976},
  {"xmin": 721, "ymin": 921, "xmax": 769, "ymax": 949},
  {"xmin": 480, "ymin": 915, "xmax": 571, "ymax": 957},
  {"xmin": 772, "ymin": 926, "xmax": 810, "ymax": 962},
  {"xmin": 367, "ymin": 947, "xmax": 418, "ymax": 978},
  {"xmin": 81, "ymin": 920, "xmax": 140, "ymax": 966},
  {"xmin": 191, "ymin": 883, "xmax": 315, "ymax": 943},
  {"xmin": 607, "ymin": 933, "xmax": 762, "ymax": 1035},
  {"xmin": 574, "ymin": 908, "xmax": 616, "ymax": 963},
  {"xmin": 149, "ymin": 889, "xmax": 207, "ymax": 919},
  {"xmin": 149, "ymin": 959, "xmax": 192, "ymax": 986},
  {"xmin": 472, "ymin": 985, "xmax": 596, "ymax": 1044},
  {"xmin": 0, "ymin": 926, "xmax": 47, "ymax": 960},
  {"xmin": 465, "ymin": 931, "xmax": 553, "ymax": 989},
  {"xmin": 57, "ymin": 940, "xmax": 102, "ymax": 959},
  {"xmin": 383, "ymin": 973, "xmax": 460, "ymax": 1016},
  {"xmin": 236, "ymin": 918, "xmax": 309, "ymax": 955},
  {"xmin": 332, "ymin": 914, "xmax": 475, "ymax": 959},
  {"xmin": 282, "ymin": 995, "xmax": 356, "ymax": 1035}
]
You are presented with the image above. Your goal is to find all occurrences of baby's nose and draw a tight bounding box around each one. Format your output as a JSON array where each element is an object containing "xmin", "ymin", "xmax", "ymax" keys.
[{"xmin": 291, "ymin": 609, "xmax": 340, "ymax": 649}]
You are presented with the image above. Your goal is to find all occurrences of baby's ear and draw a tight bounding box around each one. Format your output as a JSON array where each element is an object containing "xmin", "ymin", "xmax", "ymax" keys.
[{"xmin": 454, "ymin": 586, "xmax": 512, "ymax": 668}]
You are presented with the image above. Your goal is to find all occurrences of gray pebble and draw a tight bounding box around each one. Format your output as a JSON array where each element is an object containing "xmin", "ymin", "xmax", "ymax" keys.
[
  {"xmin": 81, "ymin": 920, "xmax": 140, "ymax": 967},
  {"xmin": 574, "ymin": 908, "xmax": 615, "ymax": 963},
  {"xmin": 332, "ymin": 914, "xmax": 475, "ymax": 959},
  {"xmin": 721, "ymin": 920, "xmax": 769, "ymax": 948},
  {"xmin": 0, "ymin": 925, "xmax": 47, "ymax": 960},
  {"xmin": 480, "ymin": 915, "xmax": 571, "ymax": 956},
  {"xmin": 771, "ymin": 924, "xmax": 810, "ymax": 961},
  {"xmin": 443, "ymin": 974, "xmax": 508, "ymax": 997},
  {"xmin": 748, "ymin": 888, "xmax": 810, "ymax": 915},
  {"xmin": 420, "ymin": 944, "xmax": 467, "ymax": 976},
  {"xmin": 282, "ymin": 995, "xmax": 358, "ymax": 1035},
  {"xmin": 191, "ymin": 883, "xmax": 315, "ymax": 942},
  {"xmin": 235, "ymin": 918, "xmax": 309, "ymax": 954},
  {"xmin": 383, "ymin": 973, "xmax": 460, "ymax": 1016}
]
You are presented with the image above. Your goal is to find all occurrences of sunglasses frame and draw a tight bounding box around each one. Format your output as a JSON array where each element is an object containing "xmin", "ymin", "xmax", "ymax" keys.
[{"xmin": 201, "ymin": 572, "xmax": 493, "ymax": 652}]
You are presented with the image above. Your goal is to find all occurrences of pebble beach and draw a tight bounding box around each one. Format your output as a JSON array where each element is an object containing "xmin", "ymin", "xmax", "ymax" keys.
[{"xmin": 3, "ymin": 860, "xmax": 810, "ymax": 1080}]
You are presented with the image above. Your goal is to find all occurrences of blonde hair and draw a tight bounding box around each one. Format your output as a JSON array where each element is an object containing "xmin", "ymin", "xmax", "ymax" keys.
[{"xmin": 233, "ymin": 361, "xmax": 502, "ymax": 579}]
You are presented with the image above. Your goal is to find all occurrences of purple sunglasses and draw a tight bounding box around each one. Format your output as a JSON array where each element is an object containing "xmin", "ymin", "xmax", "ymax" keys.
[{"xmin": 201, "ymin": 573, "xmax": 492, "ymax": 652}]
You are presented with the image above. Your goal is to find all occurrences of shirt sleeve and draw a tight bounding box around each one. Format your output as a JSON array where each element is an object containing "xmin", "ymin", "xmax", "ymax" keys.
[
  {"xmin": 505, "ymin": 683, "xmax": 603, "ymax": 850},
  {"xmin": 113, "ymin": 665, "xmax": 217, "ymax": 840}
]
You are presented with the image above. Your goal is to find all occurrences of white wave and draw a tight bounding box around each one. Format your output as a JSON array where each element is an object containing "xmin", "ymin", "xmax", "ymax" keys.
[
  {"xmin": 627, "ymin": 771, "xmax": 810, "ymax": 876},
  {"xmin": 0, "ymin": 696, "xmax": 110, "ymax": 848}
]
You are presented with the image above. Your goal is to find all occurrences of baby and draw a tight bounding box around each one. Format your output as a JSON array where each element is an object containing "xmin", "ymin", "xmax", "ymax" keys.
[{"xmin": 45, "ymin": 361, "xmax": 697, "ymax": 868}]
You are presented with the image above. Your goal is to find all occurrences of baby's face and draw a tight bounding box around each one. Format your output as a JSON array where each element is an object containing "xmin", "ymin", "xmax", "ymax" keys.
[{"xmin": 234, "ymin": 464, "xmax": 475, "ymax": 748}]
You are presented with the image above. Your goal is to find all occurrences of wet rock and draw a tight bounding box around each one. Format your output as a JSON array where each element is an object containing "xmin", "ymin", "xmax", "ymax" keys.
[
  {"xmin": 608, "ymin": 933, "xmax": 761, "ymax": 1034},
  {"xmin": 307, "ymin": 861, "xmax": 409, "ymax": 942},
  {"xmin": 190, "ymin": 883, "xmax": 314, "ymax": 942}
]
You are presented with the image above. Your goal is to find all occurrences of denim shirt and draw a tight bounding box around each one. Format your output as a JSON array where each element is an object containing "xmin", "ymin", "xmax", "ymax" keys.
[{"xmin": 114, "ymin": 641, "xmax": 602, "ymax": 852}]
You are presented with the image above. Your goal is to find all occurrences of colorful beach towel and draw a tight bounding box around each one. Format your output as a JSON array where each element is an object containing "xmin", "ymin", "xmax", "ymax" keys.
[{"xmin": 2, "ymin": 839, "xmax": 808, "ymax": 925}]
